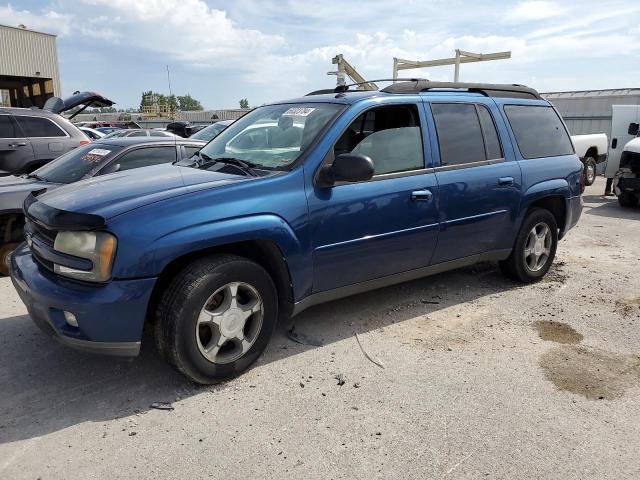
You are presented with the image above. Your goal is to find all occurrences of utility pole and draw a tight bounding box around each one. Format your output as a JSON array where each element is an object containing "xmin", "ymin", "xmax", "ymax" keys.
[{"xmin": 393, "ymin": 50, "xmax": 511, "ymax": 82}]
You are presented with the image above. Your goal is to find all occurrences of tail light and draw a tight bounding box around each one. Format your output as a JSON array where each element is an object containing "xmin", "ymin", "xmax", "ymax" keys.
[
  {"xmin": 579, "ymin": 167, "xmax": 586, "ymax": 194},
  {"xmin": 79, "ymin": 139, "xmax": 90, "ymax": 145}
]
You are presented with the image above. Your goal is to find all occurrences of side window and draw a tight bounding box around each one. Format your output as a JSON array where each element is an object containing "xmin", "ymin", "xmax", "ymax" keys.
[
  {"xmin": 15, "ymin": 116, "xmax": 66, "ymax": 137},
  {"xmin": 431, "ymin": 103, "xmax": 486, "ymax": 166},
  {"xmin": 184, "ymin": 146, "xmax": 201, "ymax": 159},
  {"xmin": 128, "ymin": 131, "xmax": 148, "ymax": 137},
  {"xmin": 0, "ymin": 115, "xmax": 17, "ymax": 138},
  {"xmin": 333, "ymin": 104, "xmax": 424, "ymax": 175},
  {"xmin": 504, "ymin": 105, "xmax": 574, "ymax": 159},
  {"xmin": 477, "ymin": 105, "xmax": 503, "ymax": 160},
  {"xmin": 116, "ymin": 146, "xmax": 177, "ymax": 171}
]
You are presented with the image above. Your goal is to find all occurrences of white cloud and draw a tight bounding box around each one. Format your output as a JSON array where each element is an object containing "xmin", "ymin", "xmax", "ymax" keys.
[
  {"xmin": 0, "ymin": 4, "xmax": 73, "ymax": 36},
  {"xmin": 505, "ymin": 1, "xmax": 567, "ymax": 23}
]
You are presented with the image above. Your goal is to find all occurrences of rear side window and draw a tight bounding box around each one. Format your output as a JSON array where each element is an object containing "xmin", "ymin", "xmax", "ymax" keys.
[
  {"xmin": 0, "ymin": 115, "xmax": 17, "ymax": 138},
  {"xmin": 15, "ymin": 116, "xmax": 66, "ymax": 138},
  {"xmin": 504, "ymin": 105, "xmax": 573, "ymax": 159},
  {"xmin": 116, "ymin": 146, "xmax": 178, "ymax": 171},
  {"xmin": 431, "ymin": 103, "xmax": 486, "ymax": 166}
]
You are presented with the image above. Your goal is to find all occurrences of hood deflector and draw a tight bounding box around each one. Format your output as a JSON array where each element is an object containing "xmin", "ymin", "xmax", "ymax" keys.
[{"xmin": 24, "ymin": 191, "xmax": 106, "ymax": 231}]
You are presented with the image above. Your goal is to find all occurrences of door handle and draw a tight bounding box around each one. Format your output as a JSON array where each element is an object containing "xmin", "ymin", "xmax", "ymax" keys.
[
  {"xmin": 498, "ymin": 176, "xmax": 514, "ymax": 186},
  {"xmin": 411, "ymin": 189, "xmax": 433, "ymax": 202},
  {"xmin": 7, "ymin": 142, "xmax": 27, "ymax": 147}
]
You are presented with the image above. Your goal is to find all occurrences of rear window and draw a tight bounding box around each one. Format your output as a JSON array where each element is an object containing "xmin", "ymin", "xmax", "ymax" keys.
[
  {"xmin": 504, "ymin": 105, "xmax": 573, "ymax": 159},
  {"xmin": 15, "ymin": 116, "xmax": 67, "ymax": 138}
]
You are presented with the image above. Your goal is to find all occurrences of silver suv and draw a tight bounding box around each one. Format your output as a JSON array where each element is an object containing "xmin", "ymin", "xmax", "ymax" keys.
[{"xmin": 0, "ymin": 91, "xmax": 114, "ymax": 175}]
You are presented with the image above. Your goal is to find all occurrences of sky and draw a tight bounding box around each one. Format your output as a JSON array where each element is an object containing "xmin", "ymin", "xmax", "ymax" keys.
[{"xmin": 1, "ymin": 0, "xmax": 639, "ymax": 110}]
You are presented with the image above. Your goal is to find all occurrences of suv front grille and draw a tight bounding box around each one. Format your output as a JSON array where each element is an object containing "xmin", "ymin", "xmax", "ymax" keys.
[{"xmin": 24, "ymin": 218, "xmax": 57, "ymax": 271}]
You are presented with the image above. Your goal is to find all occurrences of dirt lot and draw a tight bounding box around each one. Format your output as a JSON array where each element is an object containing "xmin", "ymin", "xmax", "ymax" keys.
[{"xmin": 1, "ymin": 177, "xmax": 639, "ymax": 479}]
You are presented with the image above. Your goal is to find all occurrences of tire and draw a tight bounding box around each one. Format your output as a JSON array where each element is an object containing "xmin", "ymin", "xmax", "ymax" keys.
[
  {"xmin": 154, "ymin": 254, "xmax": 278, "ymax": 384},
  {"xmin": 0, "ymin": 242, "xmax": 19, "ymax": 277},
  {"xmin": 499, "ymin": 208, "xmax": 558, "ymax": 283},
  {"xmin": 618, "ymin": 191, "xmax": 639, "ymax": 208},
  {"xmin": 583, "ymin": 157, "xmax": 597, "ymax": 186}
]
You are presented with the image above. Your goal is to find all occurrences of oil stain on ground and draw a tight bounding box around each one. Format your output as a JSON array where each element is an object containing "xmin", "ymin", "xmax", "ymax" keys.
[
  {"xmin": 539, "ymin": 346, "xmax": 640, "ymax": 400},
  {"xmin": 533, "ymin": 321, "xmax": 583, "ymax": 344}
]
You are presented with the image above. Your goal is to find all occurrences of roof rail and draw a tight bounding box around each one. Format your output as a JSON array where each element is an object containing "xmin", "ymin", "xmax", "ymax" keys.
[
  {"xmin": 305, "ymin": 78, "xmax": 427, "ymax": 96},
  {"xmin": 381, "ymin": 80, "xmax": 541, "ymax": 99}
]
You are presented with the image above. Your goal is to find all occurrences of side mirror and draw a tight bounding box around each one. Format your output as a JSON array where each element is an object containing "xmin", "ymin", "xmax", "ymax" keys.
[
  {"xmin": 628, "ymin": 123, "xmax": 639, "ymax": 136},
  {"xmin": 318, "ymin": 153, "xmax": 374, "ymax": 186},
  {"xmin": 101, "ymin": 163, "xmax": 120, "ymax": 175}
]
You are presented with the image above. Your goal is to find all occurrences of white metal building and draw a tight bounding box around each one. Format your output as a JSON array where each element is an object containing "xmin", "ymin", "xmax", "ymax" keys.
[
  {"xmin": 544, "ymin": 89, "xmax": 640, "ymax": 136},
  {"xmin": 0, "ymin": 23, "xmax": 61, "ymax": 108}
]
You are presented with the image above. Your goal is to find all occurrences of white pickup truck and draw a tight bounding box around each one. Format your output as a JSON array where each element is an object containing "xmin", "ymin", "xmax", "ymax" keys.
[{"xmin": 571, "ymin": 133, "xmax": 608, "ymax": 186}]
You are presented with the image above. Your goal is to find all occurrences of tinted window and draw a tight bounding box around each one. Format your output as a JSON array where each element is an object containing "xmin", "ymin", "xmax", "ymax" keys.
[
  {"xmin": 505, "ymin": 105, "xmax": 573, "ymax": 159},
  {"xmin": 334, "ymin": 104, "xmax": 424, "ymax": 175},
  {"xmin": 431, "ymin": 103, "xmax": 485, "ymax": 166},
  {"xmin": 16, "ymin": 116, "xmax": 66, "ymax": 137},
  {"xmin": 0, "ymin": 115, "xmax": 17, "ymax": 138},
  {"xmin": 35, "ymin": 144, "xmax": 123, "ymax": 183},
  {"xmin": 191, "ymin": 123, "xmax": 226, "ymax": 141},
  {"xmin": 477, "ymin": 105, "xmax": 502, "ymax": 160},
  {"xmin": 184, "ymin": 146, "xmax": 202, "ymax": 159},
  {"xmin": 117, "ymin": 146, "xmax": 177, "ymax": 171}
]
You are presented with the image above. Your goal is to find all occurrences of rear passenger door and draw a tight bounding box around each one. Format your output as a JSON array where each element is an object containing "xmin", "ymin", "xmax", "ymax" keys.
[
  {"xmin": 15, "ymin": 115, "xmax": 69, "ymax": 166},
  {"xmin": 426, "ymin": 100, "xmax": 522, "ymax": 264},
  {"xmin": 0, "ymin": 114, "xmax": 34, "ymax": 174}
]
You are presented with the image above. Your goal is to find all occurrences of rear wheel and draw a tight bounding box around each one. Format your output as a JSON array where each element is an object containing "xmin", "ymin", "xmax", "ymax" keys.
[
  {"xmin": 618, "ymin": 191, "xmax": 639, "ymax": 208},
  {"xmin": 583, "ymin": 157, "xmax": 597, "ymax": 186},
  {"xmin": 500, "ymin": 208, "xmax": 558, "ymax": 283},
  {"xmin": 154, "ymin": 254, "xmax": 278, "ymax": 384},
  {"xmin": 0, "ymin": 242, "xmax": 19, "ymax": 276}
]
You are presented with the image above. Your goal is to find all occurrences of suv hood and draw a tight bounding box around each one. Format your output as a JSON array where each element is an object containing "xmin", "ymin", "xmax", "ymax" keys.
[
  {"xmin": 31, "ymin": 164, "xmax": 251, "ymax": 225},
  {"xmin": 43, "ymin": 91, "xmax": 115, "ymax": 118}
]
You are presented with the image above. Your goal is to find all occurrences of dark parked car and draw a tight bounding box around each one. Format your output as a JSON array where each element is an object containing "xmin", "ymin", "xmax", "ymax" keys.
[
  {"xmin": 11, "ymin": 81, "xmax": 583, "ymax": 384},
  {"xmin": 189, "ymin": 120, "xmax": 233, "ymax": 142},
  {"xmin": 0, "ymin": 137, "xmax": 205, "ymax": 274},
  {"xmin": 0, "ymin": 92, "xmax": 114, "ymax": 176},
  {"xmin": 103, "ymin": 129, "xmax": 178, "ymax": 138}
]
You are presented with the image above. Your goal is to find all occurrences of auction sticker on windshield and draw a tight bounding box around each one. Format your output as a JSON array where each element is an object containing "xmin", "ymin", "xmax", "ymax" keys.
[
  {"xmin": 283, "ymin": 107, "xmax": 315, "ymax": 117},
  {"xmin": 82, "ymin": 148, "xmax": 111, "ymax": 162}
]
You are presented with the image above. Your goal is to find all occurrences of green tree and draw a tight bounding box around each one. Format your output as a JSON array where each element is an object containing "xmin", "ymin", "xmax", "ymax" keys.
[
  {"xmin": 178, "ymin": 94, "xmax": 203, "ymax": 111},
  {"xmin": 239, "ymin": 98, "xmax": 249, "ymax": 109}
]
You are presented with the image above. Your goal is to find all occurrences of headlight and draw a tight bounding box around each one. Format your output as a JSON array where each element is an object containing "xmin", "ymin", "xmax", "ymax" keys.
[{"xmin": 53, "ymin": 231, "xmax": 117, "ymax": 282}]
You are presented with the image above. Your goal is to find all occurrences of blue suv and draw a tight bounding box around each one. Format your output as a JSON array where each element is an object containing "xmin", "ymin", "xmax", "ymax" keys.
[{"xmin": 10, "ymin": 81, "xmax": 583, "ymax": 383}]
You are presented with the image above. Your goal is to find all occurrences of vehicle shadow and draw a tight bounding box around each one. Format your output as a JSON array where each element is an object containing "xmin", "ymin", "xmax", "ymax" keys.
[
  {"xmin": 582, "ymin": 194, "xmax": 640, "ymax": 221},
  {"xmin": 0, "ymin": 263, "xmax": 521, "ymax": 444}
]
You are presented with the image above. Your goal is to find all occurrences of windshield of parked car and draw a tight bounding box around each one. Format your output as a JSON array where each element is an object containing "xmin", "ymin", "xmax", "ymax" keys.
[
  {"xmin": 197, "ymin": 103, "xmax": 344, "ymax": 169},
  {"xmin": 33, "ymin": 144, "xmax": 124, "ymax": 184},
  {"xmin": 190, "ymin": 123, "xmax": 229, "ymax": 142}
]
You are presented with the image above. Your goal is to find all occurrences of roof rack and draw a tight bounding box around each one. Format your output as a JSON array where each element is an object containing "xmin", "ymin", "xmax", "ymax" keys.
[
  {"xmin": 305, "ymin": 78, "xmax": 426, "ymax": 96},
  {"xmin": 381, "ymin": 80, "xmax": 541, "ymax": 99}
]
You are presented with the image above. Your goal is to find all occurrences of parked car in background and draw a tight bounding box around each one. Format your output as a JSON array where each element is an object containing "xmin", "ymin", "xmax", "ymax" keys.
[
  {"xmin": 10, "ymin": 81, "xmax": 584, "ymax": 383},
  {"xmin": 189, "ymin": 120, "xmax": 234, "ymax": 142},
  {"xmin": 614, "ymin": 130, "xmax": 640, "ymax": 207},
  {"xmin": 165, "ymin": 121, "xmax": 193, "ymax": 137},
  {"xmin": 0, "ymin": 136, "xmax": 205, "ymax": 275},
  {"xmin": 570, "ymin": 133, "xmax": 608, "ymax": 185},
  {"xmin": 76, "ymin": 121, "xmax": 141, "ymax": 130},
  {"xmin": 103, "ymin": 129, "xmax": 178, "ymax": 139},
  {"xmin": 1, "ymin": 91, "xmax": 115, "ymax": 176},
  {"xmin": 78, "ymin": 127, "xmax": 106, "ymax": 140},
  {"xmin": 95, "ymin": 127, "xmax": 122, "ymax": 135}
]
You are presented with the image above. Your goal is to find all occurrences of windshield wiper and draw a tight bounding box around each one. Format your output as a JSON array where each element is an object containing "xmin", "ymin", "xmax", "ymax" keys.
[
  {"xmin": 24, "ymin": 172, "xmax": 45, "ymax": 182},
  {"xmin": 194, "ymin": 153, "xmax": 258, "ymax": 177}
]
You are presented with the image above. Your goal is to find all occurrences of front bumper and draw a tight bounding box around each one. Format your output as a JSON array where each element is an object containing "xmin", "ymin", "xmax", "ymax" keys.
[{"xmin": 10, "ymin": 244, "xmax": 156, "ymax": 357}]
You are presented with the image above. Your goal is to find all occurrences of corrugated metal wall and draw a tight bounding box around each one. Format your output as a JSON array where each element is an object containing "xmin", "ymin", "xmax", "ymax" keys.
[
  {"xmin": 544, "ymin": 89, "xmax": 640, "ymax": 136},
  {"xmin": 0, "ymin": 24, "xmax": 61, "ymax": 96}
]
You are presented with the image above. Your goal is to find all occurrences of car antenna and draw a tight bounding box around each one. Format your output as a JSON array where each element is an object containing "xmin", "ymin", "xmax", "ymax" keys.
[{"xmin": 167, "ymin": 64, "xmax": 178, "ymax": 163}]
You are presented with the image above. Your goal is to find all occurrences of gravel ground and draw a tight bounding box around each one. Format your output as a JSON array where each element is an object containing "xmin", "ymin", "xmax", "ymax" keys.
[{"xmin": 1, "ymin": 176, "xmax": 639, "ymax": 480}]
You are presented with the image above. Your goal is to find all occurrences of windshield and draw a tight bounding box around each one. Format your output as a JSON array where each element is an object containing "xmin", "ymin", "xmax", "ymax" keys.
[
  {"xmin": 190, "ymin": 123, "xmax": 228, "ymax": 142},
  {"xmin": 34, "ymin": 144, "xmax": 123, "ymax": 183},
  {"xmin": 198, "ymin": 103, "xmax": 344, "ymax": 169}
]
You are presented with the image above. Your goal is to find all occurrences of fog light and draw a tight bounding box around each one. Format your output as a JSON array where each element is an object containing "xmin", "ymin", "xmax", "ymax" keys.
[{"xmin": 63, "ymin": 311, "xmax": 78, "ymax": 327}]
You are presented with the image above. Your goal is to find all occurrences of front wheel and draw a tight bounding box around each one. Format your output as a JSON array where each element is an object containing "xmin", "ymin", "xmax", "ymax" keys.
[
  {"xmin": 618, "ymin": 191, "xmax": 639, "ymax": 208},
  {"xmin": 154, "ymin": 254, "xmax": 278, "ymax": 384},
  {"xmin": 500, "ymin": 208, "xmax": 558, "ymax": 283},
  {"xmin": 583, "ymin": 157, "xmax": 597, "ymax": 186}
]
